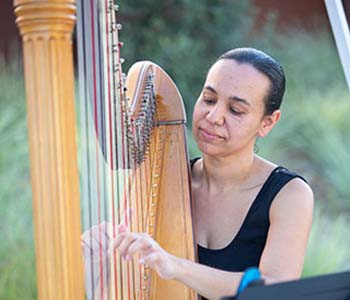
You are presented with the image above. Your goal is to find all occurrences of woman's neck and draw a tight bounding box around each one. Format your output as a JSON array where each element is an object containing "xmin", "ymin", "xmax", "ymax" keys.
[{"xmin": 200, "ymin": 152, "xmax": 259, "ymax": 194}]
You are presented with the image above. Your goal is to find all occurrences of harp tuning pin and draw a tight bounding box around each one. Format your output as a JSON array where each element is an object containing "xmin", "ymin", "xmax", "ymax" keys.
[
  {"xmin": 114, "ymin": 4, "xmax": 119, "ymax": 11},
  {"xmin": 111, "ymin": 23, "xmax": 122, "ymax": 32}
]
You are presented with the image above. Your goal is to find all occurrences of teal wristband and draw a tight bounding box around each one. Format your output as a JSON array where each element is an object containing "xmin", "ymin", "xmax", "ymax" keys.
[{"xmin": 236, "ymin": 267, "xmax": 261, "ymax": 295}]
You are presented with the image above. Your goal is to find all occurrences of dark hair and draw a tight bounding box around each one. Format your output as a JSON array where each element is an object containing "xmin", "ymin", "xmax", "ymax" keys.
[{"xmin": 218, "ymin": 48, "xmax": 286, "ymax": 115}]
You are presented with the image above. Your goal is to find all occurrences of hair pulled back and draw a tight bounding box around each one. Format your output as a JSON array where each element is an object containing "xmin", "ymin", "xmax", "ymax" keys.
[{"xmin": 218, "ymin": 48, "xmax": 286, "ymax": 115}]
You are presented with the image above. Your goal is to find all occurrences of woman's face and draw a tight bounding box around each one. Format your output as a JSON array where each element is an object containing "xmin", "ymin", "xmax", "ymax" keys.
[{"xmin": 192, "ymin": 59, "xmax": 277, "ymax": 158}]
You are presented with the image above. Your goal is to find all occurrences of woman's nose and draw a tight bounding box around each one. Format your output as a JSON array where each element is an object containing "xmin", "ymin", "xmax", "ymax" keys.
[{"xmin": 205, "ymin": 104, "xmax": 225, "ymax": 126}]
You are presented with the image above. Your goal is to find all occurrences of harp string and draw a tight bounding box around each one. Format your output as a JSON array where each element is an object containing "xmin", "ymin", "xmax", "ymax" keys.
[
  {"xmin": 134, "ymin": 127, "xmax": 148, "ymax": 298},
  {"xmin": 104, "ymin": 1, "xmax": 134, "ymax": 299},
  {"xmin": 77, "ymin": 0, "xmax": 102, "ymax": 299},
  {"xmin": 98, "ymin": 0, "xmax": 113, "ymax": 298},
  {"xmin": 106, "ymin": 0, "xmax": 147, "ymax": 298},
  {"xmin": 117, "ymin": 24, "xmax": 132, "ymax": 300},
  {"xmin": 103, "ymin": 1, "xmax": 120, "ymax": 299},
  {"xmin": 136, "ymin": 139, "xmax": 146, "ymax": 299},
  {"xmin": 94, "ymin": 0, "xmax": 106, "ymax": 297}
]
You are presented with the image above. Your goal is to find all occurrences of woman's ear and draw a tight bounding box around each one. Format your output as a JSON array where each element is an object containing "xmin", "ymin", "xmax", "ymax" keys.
[{"xmin": 258, "ymin": 109, "xmax": 281, "ymax": 137}]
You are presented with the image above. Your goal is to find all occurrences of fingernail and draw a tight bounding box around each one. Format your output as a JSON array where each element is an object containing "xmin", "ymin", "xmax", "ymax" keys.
[
  {"xmin": 139, "ymin": 258, "xmax": 144, "ymax": 264},
  {"xmin": 118, "ymin": 224, "xmax": 127, "ymax": 233}
]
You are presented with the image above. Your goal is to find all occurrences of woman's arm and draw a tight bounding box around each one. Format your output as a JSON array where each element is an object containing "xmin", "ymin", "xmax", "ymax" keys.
[
  {"xmin": 113, "ymin": 178, "xmax": 314, "ymax": 300},
  {"xmin": 259, "ymin": 177, "xmax": 314, "ymax": 283},
  {"xmin": 173, "ymin": 256, "xmax": 243, "ymax": 299},
  {"xmin": 114, "ymin": 225, "xmax": 243, "ymax": 300}
]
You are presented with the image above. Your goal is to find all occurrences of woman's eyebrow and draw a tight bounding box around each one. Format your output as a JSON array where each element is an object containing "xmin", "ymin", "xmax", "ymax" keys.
[
  {"xmin": 204, "ymin": 85, "xmax": 250, "ymax": 106},
  {"xmin": 204, "ymin": 85, "xmax": 217, "ymax": 94},
  {"xmin": 229, "ymin": 96, "xmax": 251, "ymax": 106}
]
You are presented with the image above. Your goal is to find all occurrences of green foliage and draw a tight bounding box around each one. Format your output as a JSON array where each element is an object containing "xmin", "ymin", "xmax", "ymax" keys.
[
  {"xmin": 303, "ymin": 206, "xmax": 350, "ymax": 277},
  {"xmin": 0, "ymin": 59, "xmax": 37, "ymax": 299},
  {"xmin": 119, "ymin": 0, "xmax": 255, "ymax": 122}
]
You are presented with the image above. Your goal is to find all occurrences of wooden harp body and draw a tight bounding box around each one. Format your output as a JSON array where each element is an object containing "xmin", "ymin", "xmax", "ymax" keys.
[
  {"xmin": 126, "ymin": 61, "xmax": 196, "ymax": 299},
  {"xmin": 14, "ymin": 0, "xmax": 196, "ymax": 299}
]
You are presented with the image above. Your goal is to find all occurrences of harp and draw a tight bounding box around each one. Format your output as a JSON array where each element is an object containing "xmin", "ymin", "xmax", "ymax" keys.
[{"xmin": 14, "ymin": 0, "xmax": 196, "ymax": 299}]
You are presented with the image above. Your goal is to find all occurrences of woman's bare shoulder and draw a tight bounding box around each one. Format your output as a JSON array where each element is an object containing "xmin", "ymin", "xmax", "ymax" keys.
[
  {"xmin": 254, "ymin": 154, "xmax": 314, "ymax": 218},
  {"xmin": 270, "ymin": 176, "xmax": 314, "ymax": 221}
]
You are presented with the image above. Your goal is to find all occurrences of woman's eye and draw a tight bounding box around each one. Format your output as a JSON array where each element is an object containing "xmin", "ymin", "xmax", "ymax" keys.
[
  {"xmin": 230, "ymin": 107, "xmax": 244, "ymax": 115},
  {"xmin": 203, "ymin": 98, "xmax": 215, "ymax": 104}
]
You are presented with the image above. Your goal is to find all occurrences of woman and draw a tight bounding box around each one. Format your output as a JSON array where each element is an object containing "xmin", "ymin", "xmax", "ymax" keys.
[{"xmin": 85, "ymin": 48, "xmax": 314, "ymax": 300}]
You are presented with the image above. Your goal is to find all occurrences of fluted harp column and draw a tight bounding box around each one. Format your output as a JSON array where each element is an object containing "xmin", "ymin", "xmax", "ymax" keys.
[{"xmin": 14, "ymin": 1, "xmax": 84, "ymax": 300}]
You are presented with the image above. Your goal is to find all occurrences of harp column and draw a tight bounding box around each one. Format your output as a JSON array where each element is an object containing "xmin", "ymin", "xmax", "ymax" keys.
[{"xmin": 14, "ymin": 1, "xmax": 84, "ymax": 300}]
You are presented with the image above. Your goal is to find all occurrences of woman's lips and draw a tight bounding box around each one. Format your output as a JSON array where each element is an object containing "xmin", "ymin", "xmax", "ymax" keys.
[{"xmin": 199, "ymin": 127, "xmax": 224, "ymax": 141}]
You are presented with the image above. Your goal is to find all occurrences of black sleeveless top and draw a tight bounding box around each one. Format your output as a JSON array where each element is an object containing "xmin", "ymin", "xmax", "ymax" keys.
[{"xmin": 190, "ymin": 157, "xmax": 306, "ymax": 273}]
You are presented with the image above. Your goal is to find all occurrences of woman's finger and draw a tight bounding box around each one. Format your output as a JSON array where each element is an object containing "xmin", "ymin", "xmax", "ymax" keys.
[
  {"xmin": 113, "ymin": 231, "xmax": 127, "ymax": 249},
  {"xmin": 118, "ymin": 223, "xmax": 128, "ymax": 234},
  {"xmin": 117, "ymin": 233, "xmax": 140, "ymax": 257},
  {"xmin": 112, "ymin": 224, "xmax": 130, "ymax": 248},
  {"xmin": 119, "ymin": 208, "xmax": 135, "ymax": 228},
  {"xmin": 125, "ymin": 236, "xmax": 156, "ymax": 260},
  {"xmin": 82, "ymin": 222, "xmax": 112, "ymax": 251}
]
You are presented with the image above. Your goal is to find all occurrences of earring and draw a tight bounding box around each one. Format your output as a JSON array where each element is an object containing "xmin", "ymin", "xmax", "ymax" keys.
[{"xmin": 254, "ymin": 143, "xmax": 259, "ymax": 153}]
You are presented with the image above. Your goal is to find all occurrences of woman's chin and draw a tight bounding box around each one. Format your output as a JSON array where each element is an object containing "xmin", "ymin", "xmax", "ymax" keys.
[{"xmin": 197, "ymin": 142, "xmax": 224, "ymax": 157}]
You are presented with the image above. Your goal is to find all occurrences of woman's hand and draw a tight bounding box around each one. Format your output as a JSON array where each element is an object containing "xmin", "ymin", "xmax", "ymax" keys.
[
  {"xmin": 114, "ymin": 224, "xmax": 180, "ymax": 280},
  {"xmin": 81, "ymin": 221, "xmax": 115, "ymax": 260}
]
